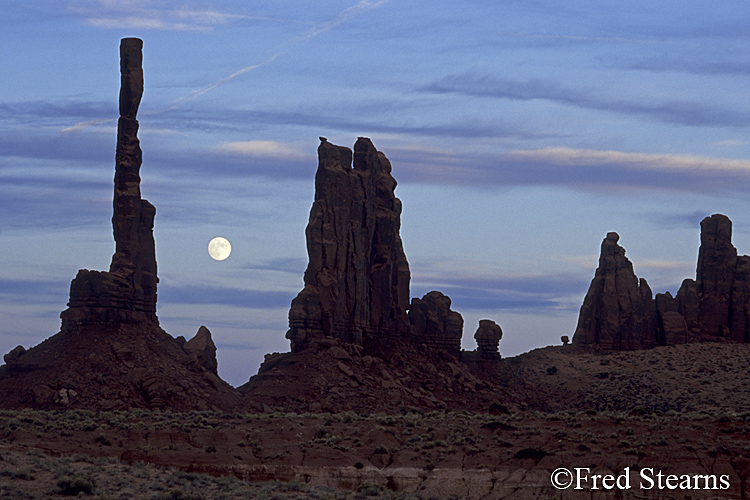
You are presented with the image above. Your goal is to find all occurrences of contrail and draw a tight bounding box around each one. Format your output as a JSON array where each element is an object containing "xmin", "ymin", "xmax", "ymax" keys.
[{"xmin": 63, "ymin": 0, "xmax": 389, "ymax": 133}]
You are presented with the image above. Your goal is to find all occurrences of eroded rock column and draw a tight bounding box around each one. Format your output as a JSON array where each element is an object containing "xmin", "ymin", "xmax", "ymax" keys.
[
  {"xmin": 572, "ymin": 232, "xmax": 656, "ymax": 350},
  {"xmin": 61, "ymin": 37, "xmax": 158, "ymax": 329},
  {"xmin": 286, "ymin": 138, "xmax": 411, "ymax": 354}
]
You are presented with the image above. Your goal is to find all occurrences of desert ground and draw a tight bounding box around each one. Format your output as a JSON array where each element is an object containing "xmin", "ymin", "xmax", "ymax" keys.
[{"xmin": 1, "ymin": 342, "xmax": 749, "ymax": 499}]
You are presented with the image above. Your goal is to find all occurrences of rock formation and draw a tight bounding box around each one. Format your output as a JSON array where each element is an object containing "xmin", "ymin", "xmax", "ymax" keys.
[
  {"xmin": 183, "ymin": 326, "xmax": 219, "ymax": 375},
  {"xmin": 474, "ymin": 319, "xmax": 503, "ymax": 358},
  {"xmin": 408, "ymin": 291, "xmax": 464, "ymax": 354},
  {"xmin": 663, "ymin": 214, "xmax": 750, "ymax": 343},
  {"xmin": 572, "ymin": 232, "xmax": 656, "ymax": 350},
  {"xmin": 284, "ymin": 138, "xmax": 491, "ymax": 363},
  {"xmin": 61, "ymin": 37, "xmax": 158, "ymax": 330},
  {"xmin": 573, "ymin": 214, "xmax": 750, "ymax": 350},
  {"xmin": 0, "ymin": 38, "xmax": 243, "ymax": 412},
  {"xmin": 286, "ymin": 137, "xmax": 412, "ymax": 355}
]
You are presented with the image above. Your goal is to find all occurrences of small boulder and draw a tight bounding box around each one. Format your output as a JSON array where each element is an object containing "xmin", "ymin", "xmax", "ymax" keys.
[
  {"xmin": 409, "ymin": 291, "xmax": 463, "ymax": 357},
  {"xmin": 3, "ymin": 345, "xmax": 25, "ymax": 364},
  {"xmin": 474, "ymin": 320, "xmax": 503, "ymax": 358}
]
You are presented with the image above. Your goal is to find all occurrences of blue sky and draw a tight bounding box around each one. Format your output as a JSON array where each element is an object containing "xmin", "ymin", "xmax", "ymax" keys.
[{"xmin": 2, "ymin": 1, "xmax": 750, "ymax": 386}]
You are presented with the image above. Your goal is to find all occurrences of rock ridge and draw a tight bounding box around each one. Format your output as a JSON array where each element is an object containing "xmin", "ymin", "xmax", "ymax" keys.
[{"xmin": 573, "ymin": 214, "xmax": 750, "ymax": 350}]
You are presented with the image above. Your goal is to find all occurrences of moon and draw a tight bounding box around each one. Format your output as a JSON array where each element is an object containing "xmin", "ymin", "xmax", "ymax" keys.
[{"xmin": 208, "ymin": 237, "xmax": 232, "ymax": 261}]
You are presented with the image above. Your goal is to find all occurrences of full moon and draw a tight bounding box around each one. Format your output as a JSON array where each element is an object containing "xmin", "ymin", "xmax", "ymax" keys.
[{"xmin": 208, "ymin": 237, "xmax": 232, "ymax": 261}]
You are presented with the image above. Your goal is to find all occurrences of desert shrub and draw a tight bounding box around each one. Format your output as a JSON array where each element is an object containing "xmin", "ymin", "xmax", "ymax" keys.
[
  {"xmin": 151, "ymin": 489, "xmax": 205, "ymax": 500},
  {"xmin": 94, "ymin": 434, "xmax": 112, "ymax": 446},
  {"xmin": 0, "ymin": 467, "xmax": 34, "ymax": 480},
  {"xmin": 513, "ymin": 448, "xmax": 547, "ymax": 460},
  {"xmin": 72, "ymin": 453, "xmax": 96, "ymax": 463},
  {"xmin": 0, "ymin": 484, "xmax": 28, "ymax": 499},
  {"xmin": 357, "ymin": 482, "xmax": 383, "ymax": 496},
  {"xmin": 56, "ymin": 475, "xmax": 96, "ymax": 495},
  {"xmin": 378, "ymin": 416, "xmax": 397, "ymax": 426}
]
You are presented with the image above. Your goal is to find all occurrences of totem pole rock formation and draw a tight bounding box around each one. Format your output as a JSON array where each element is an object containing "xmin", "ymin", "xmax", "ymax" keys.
[
  {"xmin": 573, "ymin": 214, "xmax": 750, "ymax": 350},
  {"xmin": 286, "ymin": 137, "xmax": 412, "ymax": 354},
  {"xmin": 61, "ymin": 37, "xmax": 159, "ymax": 330},
  {"xmin": 0, "ymin": 38, "xmax": 242, "ymax": 411}
]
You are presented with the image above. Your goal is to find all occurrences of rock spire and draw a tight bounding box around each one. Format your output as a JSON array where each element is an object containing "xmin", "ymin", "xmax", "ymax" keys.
[
  {"xmin": 286, "ymin": 138, "xmax": 411, "ymax": 354},
  {"xmin": 0, "ymin": 38, "xmax": 243, "ymax": 412},
  {"xmin": 61, "ymin": 38, "xmax": 158, "ymax": 330},
  {"xmin": 572, "ymin": 232, "xmax": 656, "ymax": 350}
]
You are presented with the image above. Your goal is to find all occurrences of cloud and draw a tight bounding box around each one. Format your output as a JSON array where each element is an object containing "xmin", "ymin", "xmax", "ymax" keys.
[
  {"xmin": 68, "ymin": 1, "xmax": 262, "ymax": 31},
  {"xmin": 714, "ymin": 140, "xmax": 749, "ymax": 147},
  {"xmin": 0, "ymin": 101, "xmax": 116, "ymax": 127},
  {"xmin": 159, "ymin": 284, "xmax": 294, "ymax": 309},
  {"xmin": 218, "ymin": 141, "xmax": 312, "ymax": 161},
  {"xmin": 636, "ymin": 259, "xmax": 694, "ymax": 272},
  {"xmin": 421, "ymin": 72, "xmax": 750, "ymax": 128},
  {"xmin": 643, "ymin": 210, "xmax": 711, "ymax": 230},
  {"xmin": 154, "ymin": 141, "xmax": 750, "ymax": 196},
  {"xmin": 627, "ymin": 57, "xmax": 750, "ymax": 76},
  {"xmin": 6, "ymin": 105, "xmax": 750, "ymax": 200},
  {"xmin": 242, "ymin": 257, "xmax": 307, "ymax": 276},
  {"xmin": 143, "ymin": 0, "xmax": 389, "ymax": 114},
  {"xmin": 0, "ymin": 278, "xmax": 70, "ymax": 305},
  {"xmin": 485, "ymin": 147, "xmax": 750, "ymax": 193},
  {"xmin": 139, "ymin": 100, "xmax": 552, "ymax": 143},
  {"xmin": 410, "ymin": 263, "xmax": 590, "ymax": 314},
  {"xmin": 507, "ymin": 148, "xmax": 750, "ymax": 174}
]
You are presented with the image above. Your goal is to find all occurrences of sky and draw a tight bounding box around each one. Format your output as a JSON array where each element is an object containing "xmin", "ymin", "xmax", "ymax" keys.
[{"xmin": 2, "ymin": 1, "xmax": 750, "ymax": 387}]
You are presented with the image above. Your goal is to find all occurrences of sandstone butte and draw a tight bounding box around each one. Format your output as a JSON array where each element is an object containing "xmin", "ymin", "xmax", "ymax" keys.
[{"xmin": 573, "ymin": 213, "xmax": 750, "ymax": 350}]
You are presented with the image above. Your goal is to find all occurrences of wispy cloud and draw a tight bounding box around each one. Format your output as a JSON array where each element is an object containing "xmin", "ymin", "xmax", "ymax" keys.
[
  {"xmin": 507, "ymin": 147, "xmax": 750, "ymax": 174},
  {"xmin": 628, "ymin": 56, "xmax": 750, "ymax": 76},
  {"xmin": 218, "ymin": 140, "xmax": 312, "ymax": 161},
  {"xmin": 148, "ymin": 142, "xmax": 750, "ymax": 196},
  {"xmin": 714, "ymin": 139, "xmax": 749, "ymax": 147},
  {"xmin": 488, "ymin": 147, "xmax": 750, "ymax": 193},
  {"xmin": 382, "ymin": 144, "xmax": 750, "ymax": 194},
  {"xmin": 68, "ymin": 1, "xmax": 264, "ymax": 31},
  {"xmin": 0, "ymin": 278, "xmax": 71, "ymax": 304},
  {"xmin": 64, "ymin": 0, "xmax": 391, "ymax": 131},
  {"xmin": 643, "ymin": 210, "xmax": 711, "ymax": 230},
  {"xmin": 159, "ymin": 284, "xmax": 294, "ymax": 309},
  {"xmin": 157, "ymin": 0, "xmax": 389, "ymax": 112},
  {"xmin": 410, "ymin": 262, "xmax": 589, "ymax": 313},
  {"xmin": 421, "ymin": 72, "xmax": 750, "ymax": 128},
  {"xmin": 636, "ymin": 259, "xmax": 694, "ymax": 272}
]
